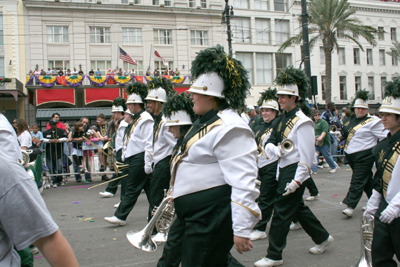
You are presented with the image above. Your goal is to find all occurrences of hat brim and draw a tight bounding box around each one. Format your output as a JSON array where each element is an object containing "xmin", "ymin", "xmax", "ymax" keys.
[
  {"xmin": 353, "ymin": 104, "xmax": 369, "ymax": 109},
  {"xmin": 188, "ymin": 87, "xmax": 224, "ymax": 98},
  {"xmin": 379, "ymin": 106, "xmax": 400, "ymax": 115},
  {"xmin": 144, "ymin": 96, "xmax": 166, "ymax": 103}
]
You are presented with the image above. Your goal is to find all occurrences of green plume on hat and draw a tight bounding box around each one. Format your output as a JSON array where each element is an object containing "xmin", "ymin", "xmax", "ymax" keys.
[
  {"xmin": 125, "ymin": 81, "xmax": 148, "ymax": 102},
  {"xmin": 162, "ymin": 93, "xmax": 198, "ymax": 123},
  {"xmin": 147, "ymin": 77, "xmax": 176, "ymax": 97},
  {"xmin": 112, "ymin": 97, "xmax": 127, "ymax": 111},
  {"xmin": 275, "ymin": 66, "xmax": 311, "ymax": 116},
  {"xmin": 257, "ymin": 88, "xmax": 278, "ymax": 107},
  {"xmin": 349, "ymin": 89, "xmax": 369, "ymax": 111},
  {"xmin": 190, "ymin": 44, "xmax": 251, "ymax": 110},
  {"xmin": 384, "ymin": 77, "xmax": 400, "ymax": 98}
]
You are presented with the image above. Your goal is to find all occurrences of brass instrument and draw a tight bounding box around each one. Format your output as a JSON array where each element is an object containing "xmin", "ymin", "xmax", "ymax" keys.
[
  {"xmin": 127, "ymin": 192, "xmax": 176, "ymax": 252},
  {"xmin": 88, "ymin": 173, "xmax": 128, "ymax": 190},
  {"xmin": 257, "ymin": 146, "xmax": 263, "ymax": 158},
  {"xmin": 354, "ymin": 216, "xmax": 374, "ymax": 267},
  {"xmin": 114, "ymin": 161, "xmax": 129, "ymax": 176},
  {"xmin": 279, "ymin": 139, "xmax": 294, "ymax": 154},
  {"xmin": 329, "ymin": 125, "xmax": 337, "ymax": 132},
  {"xmin": 20, "ymin": 150, "xmax": 35, "ymax": 169}
]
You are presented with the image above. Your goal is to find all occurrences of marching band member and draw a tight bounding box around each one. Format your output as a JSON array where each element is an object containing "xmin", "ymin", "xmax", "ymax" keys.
[
  {"xmin": 341, "ymin": 90, "xmax": 387, "ymax": 217},
  {"xmin": 255, "ymin": 67, "xmax": 333, "ymax": 267},
  {"xmin": 250, "ymin": 88, "xmax": 280, "ymax": 241},
  {"xmin": 144, "ymin": 77, "xmax": 177, "ymax": 240},
  {"xmin": 99, "ymin": 97, "xmax": 127, "ymax": 199},
  {"xmin": 364, "ymin": 78, "xmax": 400, "ymax": 266},
  {"xmin": 157, "ymin": 45, "xmax": 260, "ymax": 267},
  {"xmin": 104, "ymin": 82, "xmax": 154, "ymax": 226}
]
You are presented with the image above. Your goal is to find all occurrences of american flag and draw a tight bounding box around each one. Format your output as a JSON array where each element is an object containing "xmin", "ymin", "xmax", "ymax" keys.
[{"xmin": 119, "ymin": 47, "xmax": 137, "ymax": 66}]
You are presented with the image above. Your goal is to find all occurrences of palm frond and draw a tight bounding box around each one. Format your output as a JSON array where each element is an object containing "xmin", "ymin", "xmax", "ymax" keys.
[
  {"xmin": 384, "ymin": 77, "xmax": 400, "ymax": 98},
  {"xmin": 278, "ymin": 33, "xmax": 303, "ymax": 53}
]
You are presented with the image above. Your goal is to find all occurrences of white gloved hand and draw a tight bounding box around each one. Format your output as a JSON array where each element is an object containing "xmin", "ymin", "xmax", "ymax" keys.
[
  {"xmin": 265, "ymin": 143, "xmax": 283, "ymax": 158},
  {"xmin": 282, "ymin": 180, "xmax": 300, "ymax": 196},
  {"xmin": 379, "ymin": 204, "xmax": 400, "ymax": 224},
  {"xmin": 363, "ymin": 190, "xmax": 382, "ymax": 220},
  {"xmin": 145, "ymin": 164, "xmax": 153, "ymax": 174}
]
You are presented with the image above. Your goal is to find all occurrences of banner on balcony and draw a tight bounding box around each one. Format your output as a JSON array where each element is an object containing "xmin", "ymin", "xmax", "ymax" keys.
[
  {"xmin": 35, "ymin": 76, "xmax": 58, "ymax": 88},
  {"xmin": 84, "ymin": 88, "xmax": 120, "ymax": 105},
  {"xmin": 36, "ymin": 88, "xmax": 75, "ymax": 106},
  {"xmin": 144, "ymin": 75, "xmax": 188, "ymax": 84},
  {"xmin": 111, "ymin": 75, "xmax": 133, "ymax": 85},
  {"xmin": 26, "ymin": 76, "xmax": 34, "ymax": 85},
  {"xmin": 65, "ymin": 75, "xmax": 85, "ymax": 87},
  {"xmin": 87, "ymin": 76, "xmax": 110, "ymax": 87}
]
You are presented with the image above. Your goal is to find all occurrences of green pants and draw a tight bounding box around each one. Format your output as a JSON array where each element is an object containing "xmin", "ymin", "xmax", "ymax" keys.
[
  {"xmin": 254, "ymin": 161, "xmax": 278, "ymax": 231},
  {"xmin": 16, "ymin": 246, "xmax": 33, "ymax": 267},
  {"xmin": 266, "ymin": 163, "xmax": 330, "ymax": 261},
  {"xmin": 343, "ymin": 149, "xmax": 374, "ymax": 209},
  {"xmin": 114, "ymin": 152, "xmax": 150, "ymax": 221},
  {"xmin": 158, "ymin": 185, "xmax": 242, "ymax": 267}
]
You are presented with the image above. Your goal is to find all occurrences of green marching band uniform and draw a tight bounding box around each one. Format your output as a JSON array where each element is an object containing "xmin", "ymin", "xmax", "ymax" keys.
[
  {"xmin": 256, "ymin": 67, "xmax": 333, "ymax": 267},
  {"xmin": 364, "ymin": 77, "xmax": 400, "ymax": 266},
  {"xmin": 250, "ymin": 88, "xmax": 280, "ymax": 241},
  {"xmin": 157, "ymin": 45, "xmax": 261, "ymax": 267},
  {"xmin": 341, "ymin": 90, "xmax": 387, "ymax": 217},
  {"xmin": 104, "ymin": 82, "xmax": 154, "ymax": 225},
  {"xmin": 144, "ymin": 77, "xmax": 177, "ymax": 239},
  {"xmin": 102, "ymin": 97, "xmax": 127, "ymax": 197}
]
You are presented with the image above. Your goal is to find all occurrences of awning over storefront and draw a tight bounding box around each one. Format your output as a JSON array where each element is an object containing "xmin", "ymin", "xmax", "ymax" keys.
[
  {"xmin": 36, "ymin": 88, "xmax": 75, "ymax": 106},
  {"xmin": 84, "ymin": 88, "xmax": 120, "ymax": 105},
  {"xmin": 36, "ymin": 107, "xmax": 112, "ymax": 121}
]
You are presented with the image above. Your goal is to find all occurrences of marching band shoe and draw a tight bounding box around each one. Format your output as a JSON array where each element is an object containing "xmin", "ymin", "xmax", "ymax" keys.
[
  {"xmin": 104, "ymin": 216, "xmax": 126, "ymax": 226},
  {"xmin": 309, "ymin": 235, "xmax": 334, "ymax": 254},
  {"xmin": 362, "ymin": 206, "xmax": 367, "ymax": 211},
  {"xmin": 250, "ymin": 230, "xmax": 267, "ymax": 241},
  {"xmin": 114, "ymin": 202, "xmax": 120, "ymax": 208},
  {"xmin": 342, "ymin": 207, "xmax": 354, "ymax": 217},
  {"xmin": 329, "ymin": 168, "xmax": 337, "ymax": 174},
  {"xmin": 254, "ymin": 257, "xmax": 283, "ymax": 267},
  {"xmin": 99, "ymin": 191, "xmax": 115, "ymax": 198},
  {"xmin": 289, "ymin": 222, "xmax": 302, "ymax": 230},
  {"xmin": 306, "ymin": 194, "xmax": 319, "ymax": 201}
]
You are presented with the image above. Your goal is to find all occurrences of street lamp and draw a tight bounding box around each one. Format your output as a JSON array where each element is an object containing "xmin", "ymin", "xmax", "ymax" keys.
[{"xmin": 221, "ymin": 0, "xmax": 234, "ymax": 57}]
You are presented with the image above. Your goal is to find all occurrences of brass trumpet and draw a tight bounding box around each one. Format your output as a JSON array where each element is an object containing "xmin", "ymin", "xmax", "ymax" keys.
[
  {"xmin": 279, "ymin": 139, "xmax": 294, "ymax": 154},
  {"xmin": 114, "ymin": 161, "xmax": 129, "ymax": 176}
]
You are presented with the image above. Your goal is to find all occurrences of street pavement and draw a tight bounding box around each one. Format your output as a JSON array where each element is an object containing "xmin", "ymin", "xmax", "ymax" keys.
[{"xmin": 34, "ymin": 165, "xmax": 373, "ymax": 267}]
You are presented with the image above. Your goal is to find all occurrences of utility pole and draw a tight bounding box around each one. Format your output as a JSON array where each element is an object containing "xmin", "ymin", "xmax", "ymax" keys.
[
  {"xmin": 221, "ymin": 0, "xmax": 234, "ymax": 57},
  {"xmin": 301, "ymin": 0, "xmax": 313, "ymax": 102}
]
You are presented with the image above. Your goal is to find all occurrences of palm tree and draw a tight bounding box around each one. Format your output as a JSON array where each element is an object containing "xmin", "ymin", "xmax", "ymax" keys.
[
  {"xmin": 278, "ymin": 0, "xmax": 377, "ymax": 104},
  {"xmin": 386, "ymin": 41, "xmax": 400, "ymax": 65}
]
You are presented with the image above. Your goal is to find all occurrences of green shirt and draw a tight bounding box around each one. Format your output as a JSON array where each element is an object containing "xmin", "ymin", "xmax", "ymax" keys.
[{"xmin": 315, "ymin": 119, "xmax": 331, "ymax": 146}]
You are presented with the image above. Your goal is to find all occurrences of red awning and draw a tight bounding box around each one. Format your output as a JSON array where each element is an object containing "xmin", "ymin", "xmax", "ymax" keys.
[
  {"xmin": 36, "ymin": 88, "xmax": 75, "ymax": 106},
  {"xmin": 85, "ymin": 88, "xmax": 120, "ymax": 105}
]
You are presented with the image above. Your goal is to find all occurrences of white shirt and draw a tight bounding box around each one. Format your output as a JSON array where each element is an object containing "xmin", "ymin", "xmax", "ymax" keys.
[
  {"xmin": 115, "ymin": 120, "xmax": 128, "ymax": 151},
  {"xmin": 17, "ymin": 130, "xmax": 32, "ymax": 148},
  {"xmin": 258, "ymin": 129, "xmax": 278, "ymax": 169},
  {"xmin": 345, "ymin": 116, "xmax": 388, "ymax": 154},
  {"xmin": 153, "ymin": 118, "xmax": 176, "ymax": 166},
  {"xmin": 0, "ymin": 115, "xmax": 22, "ymax": 161},
  {"xmin": 172, "ymin": 108, "xmax": 261, "ymax": 238},
  {"xmin": 122, "ymin": 111, "xmax": 154, "ymax": 170}
]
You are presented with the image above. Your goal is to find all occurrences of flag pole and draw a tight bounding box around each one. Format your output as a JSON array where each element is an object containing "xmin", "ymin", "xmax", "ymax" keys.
[
  {"xmin": 117, "ymin": 44, "xmax": 119, "ymax": 71},
  {"xmin": 148, "ymin": 44, "xmax": 153, "ymax": 75}
]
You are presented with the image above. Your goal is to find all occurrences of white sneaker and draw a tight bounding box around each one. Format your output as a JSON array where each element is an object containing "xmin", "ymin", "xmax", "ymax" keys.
[
  {"xmin": 99, "ymin": 191, "xmax": 115, "ymax": 198},
  {"xmin": 104, "ymin": 216, "xmax": 126, "ymax": 226},
  {"xmin": 309, "ymin": 235, "xmax": 334, "ymax": 254},
  {"xmin": 52, "ymin": 184, "xmax": 57, "ymax": 188},
  {"xmin": 114, "ymin": 202, "xmax": 120, "ymax": 208},
  {"xmin": 254, "ymin": 257, "xmax": 283, "ymax": 267},
  {"xmin": 250, "ymin": 230, "xmax": 267, "ymax": 241},
  {"xmin": 323, "ymin": 163, "xmax": 329, "ymax": 168},
  {"xmin": 306, "ymin": 194, "xmax": 319, "ymax": 201},
  {"xmin": 362, "ymin": 206, "xmax": 367, "ymax": 211},
  {"xmin": 290, "ymin": 222, "xmax": 302, "ymax": 230},
  {"xmin": 342, "ymin": 207, "xmax": 354, "ymax": 217},
  {"xmin": 330, "ymin": 168, "xmax": 337, "ymax": 173},
  {"xmin": 310, "ymin": 171, "xmax": 317, "ymax": 175}
]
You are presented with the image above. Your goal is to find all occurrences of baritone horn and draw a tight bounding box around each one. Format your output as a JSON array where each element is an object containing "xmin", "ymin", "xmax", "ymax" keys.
[
  {"xmin": 279, "ymin": 139, "xmax": 294, "ymax": 154},
  {"xmin": 354, "ymin": 216, "xmax": 374, "ymax": 267},
  {"xmin": 114, "ymin": 161, "xmax": 129, "ymax": 176},
  {"xmin": 329, "ymin": 125, "xmax": 337, "ymax": 132},
  {"xmin": 127, "ymin": 191, "xmax": 176, "ymax": 252}
]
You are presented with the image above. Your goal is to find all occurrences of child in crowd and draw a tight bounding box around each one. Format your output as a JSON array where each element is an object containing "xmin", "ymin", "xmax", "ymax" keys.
[
  {"xmin": 30, "ymin": 123, "xmax": 43, "ymax": 150},
  {"xmin": 83, "ymin": 129, "xmax": 98, "ymax": 173},
  {"xmin": 71, "ymin": 122, "xmax": 84, "ymax": 171}
]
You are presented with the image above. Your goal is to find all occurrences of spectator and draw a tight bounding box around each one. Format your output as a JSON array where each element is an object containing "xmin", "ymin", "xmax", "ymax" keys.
[
  {"xmin": 247, "ymin": 105, "xmax": 263, "ymax": 132},
  {"xmin": 88, "ymin": 69, "xmax": 94, "ymax": 76},
  {"xmin": 51, "ymin": 68, "xmax": 57, "ymax": 75},
  {"xmin": 124, "ymin": 68, "xmax": 129, "ymax": 76},
  {"xmin": 106, "ymin": 68, "xmax": 112, "ymax": 75},
  {"xmin": 45, "ymin": 68, "xmax": 52, "ymax": 75},
  {"xmin": 28, "ymin": 70, "xmax": 33, "ymax": 76},
  {"xmin": 321, "ymin": 102, "xmax": 342, "ymax": 162},
  {"xmin": 145, "ymin": 69, "xmax": 151, "ymax": 76},
  {"xmin": 312, "ymin": 110, "xmax": 338, "ymax": 173},
  {"xmin": 42, "ymin": 120, "xmax": 68, "ymax": 187},
  {"xmin": 162, "ymin": 69, "xmax": 168, "ymax": 75},
  {"xmin": 16, "ymin": 118, "xmax": 32, "ymax": 150},
  {"xmin": 30, "ymin": 123, "xmax": 43, "ymax": 149},
  {"xmin": 46, "ymin": 113, "xmax": 66, "ymax": 131},
  {"xmin": 34, "ymin": 68, "xmax": 40, "ymax": 76},
  {"xmin": 117, "ymin": 68, "xmax": 123, "ymax": 76},
  {"xmin": 66, "ymin": 69, "xmax": 71, "ymax": 76},
  {"xmin": 174, "ymin": 68, "xmax": 180, "ymax": 76},
  {"xmin": 64, "ymin": 122, "xmax": 71, "ymax": 134},
  {"xmin": 71, "ymin": 121, "xmax": 84, "ymax": 172},
  {"xmin": 94, "ymin": 114, "xmax": 109, "ymax": 181},
  {"xmin": 40, "ymin": 69, "xmax": 46, "ymax": 75},
  {"xmin": 95, "ymin": 68, "xmax": 102, "ymax": 76},
  {"xmin": 83, "ymin": 129, "xmax": 98, "ymax": 173},
  {"xmin": 78, "ymin": 69, "xmax": 84, "ymax": 76},
  {"xmin": 58, "ymin": 69, "xmax": 64, "ymax": 77},
  {"xmin": 130, "ymin": 68, "xmax": 135, "ymax": 76},
  {"xmin": 169, "ymin": 69, "xmax": 175, "ymax": 76},
  {"xmin": 71, "ymin": 68, "xmax": 78, "ymax": 75},
  {"xmin": 154, "ymin": 68, "xmax": 159, "ymax": 77},
  {"xmin": 11, "ymin": 118, "xmax": 18, "ymax": 133}
]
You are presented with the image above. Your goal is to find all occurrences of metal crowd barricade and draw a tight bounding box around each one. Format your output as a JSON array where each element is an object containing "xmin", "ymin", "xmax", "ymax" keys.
[{"xmin": 41, "ymin": 140, "xmax": 114, "ymax": 188}]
